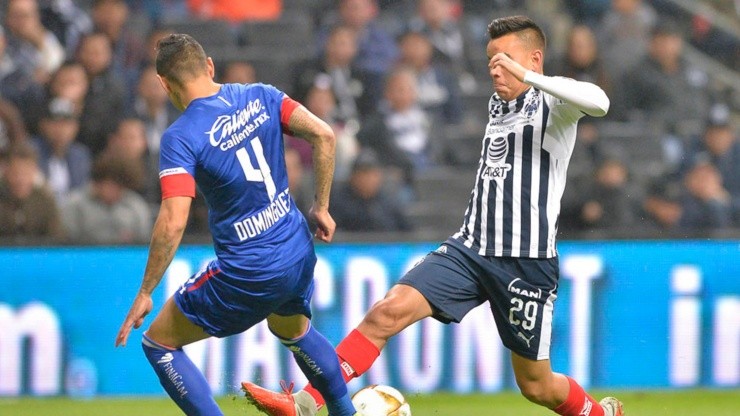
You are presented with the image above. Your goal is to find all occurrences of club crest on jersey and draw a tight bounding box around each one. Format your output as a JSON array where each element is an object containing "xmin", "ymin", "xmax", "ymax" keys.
[
  {"xmin": 482, "ymin": 135, "xmax": 511, "ymax": 180},
  {"xmin": 523, "ymin": 89, "xmax": 541, "ymax": 119}
]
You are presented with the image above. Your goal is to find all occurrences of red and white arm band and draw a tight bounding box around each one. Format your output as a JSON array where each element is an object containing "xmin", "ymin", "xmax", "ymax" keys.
[{"xmin": 160, "ymin": 168, "xmax": 196, "ymax": 200}]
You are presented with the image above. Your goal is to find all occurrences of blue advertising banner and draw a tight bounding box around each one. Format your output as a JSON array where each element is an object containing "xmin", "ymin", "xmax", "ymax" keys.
[{"xmin": 0, "ymin": 241, "xmax": 738, "ymax": 397}]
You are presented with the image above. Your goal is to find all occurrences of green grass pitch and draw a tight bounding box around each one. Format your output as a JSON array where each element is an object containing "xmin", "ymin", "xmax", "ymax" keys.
[{"xmin": 1, "ymin": 389, "xmax": 737, "ymax": 415}]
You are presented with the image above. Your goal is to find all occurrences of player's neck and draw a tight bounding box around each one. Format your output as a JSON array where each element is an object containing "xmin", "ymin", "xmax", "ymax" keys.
[{"xmin": 182, "ymin": 79, "xmax": 222, "ymax": 108}]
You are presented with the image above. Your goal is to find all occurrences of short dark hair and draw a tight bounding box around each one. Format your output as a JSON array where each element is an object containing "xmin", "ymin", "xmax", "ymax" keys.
[
  {"xmin": 487, "ymin": 15, "xmax": 546, "ymax": 51},
  {"xmin": 155, "ymin": 34, "xmax": 208, "ymax": 86}
]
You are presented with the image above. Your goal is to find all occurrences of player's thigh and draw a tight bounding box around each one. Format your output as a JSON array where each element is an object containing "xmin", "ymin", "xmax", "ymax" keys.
[
  {"xmin": 146, "ymin": 297, "xmax": 211, "ymax": 348},
  {"xmin": 359, "ymin": 283, "xmax": 434, "ymax": 334},
  {"xmin": 510, "ymin": 350, "xmax": 554, "ymax": 384},
  {"xmin": 481, "ymin": 257, "xmax": 559, "ymax": 361},
  {"xmin": 394, "ymin": 243, "xmax": 485, "ymax": 325}
]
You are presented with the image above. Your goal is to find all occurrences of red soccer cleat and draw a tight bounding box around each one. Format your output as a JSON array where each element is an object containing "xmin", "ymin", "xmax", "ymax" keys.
[{"xmin": 242, "ymin": 381, "xmax": 298, "ymax": 416}]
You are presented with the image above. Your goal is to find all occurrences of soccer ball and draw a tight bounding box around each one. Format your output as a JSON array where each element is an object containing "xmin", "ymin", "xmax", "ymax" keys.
[{"xmin": 351, "ymin": 384, "xmax": 411, "ymax": 416}]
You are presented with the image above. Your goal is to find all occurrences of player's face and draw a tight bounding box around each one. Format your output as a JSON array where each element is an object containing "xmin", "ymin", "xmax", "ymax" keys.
[{"xmin": 486, "ymin": 33, "xmax": 534, "ymax": 101}]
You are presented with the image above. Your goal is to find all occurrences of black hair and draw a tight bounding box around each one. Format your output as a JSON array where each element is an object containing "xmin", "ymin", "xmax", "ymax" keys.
[{"xmin": 487, "ymin": 15, "xmax": 546, "ymax": 51}]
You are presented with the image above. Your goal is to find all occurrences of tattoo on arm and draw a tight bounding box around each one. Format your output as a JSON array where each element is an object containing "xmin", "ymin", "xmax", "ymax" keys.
[{"xmin": 288, "ymin": 106, "xmax": 336, "ymax": 209}]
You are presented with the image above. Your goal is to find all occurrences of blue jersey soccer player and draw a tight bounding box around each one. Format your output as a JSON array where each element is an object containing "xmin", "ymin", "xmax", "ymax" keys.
[
  {"xmin": 243, "ymin": 15, "xmax": 624, "ymax": 416},
  {"xmin": 115, "ymin": 34, "xmax": 356, "ymax": 416}
]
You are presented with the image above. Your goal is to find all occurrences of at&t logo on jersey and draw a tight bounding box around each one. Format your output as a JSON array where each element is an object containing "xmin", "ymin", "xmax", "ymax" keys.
[
  {"xmin": 206, "ymin": 99, "xmax": 270, "ymax": 151},
  {"xmin": 481, "ymin": 135, "xmax": 511, "ymax": 180}
]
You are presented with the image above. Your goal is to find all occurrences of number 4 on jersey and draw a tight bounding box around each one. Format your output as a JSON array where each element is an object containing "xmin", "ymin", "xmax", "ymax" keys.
[{"xmin": 236, "ymin": 137, "xmax": 277, "ymax": 200}]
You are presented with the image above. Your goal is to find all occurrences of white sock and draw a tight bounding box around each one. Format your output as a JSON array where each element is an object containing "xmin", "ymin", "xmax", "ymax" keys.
[{"xmin": 293, "ymin": 390, "xmax": 318, "ymax": 416}]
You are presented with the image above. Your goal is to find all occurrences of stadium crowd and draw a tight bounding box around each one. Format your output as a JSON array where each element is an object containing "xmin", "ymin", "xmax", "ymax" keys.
[{"xmin": 0, "ymin": 0, "xmax": 737, "ymax": 244}]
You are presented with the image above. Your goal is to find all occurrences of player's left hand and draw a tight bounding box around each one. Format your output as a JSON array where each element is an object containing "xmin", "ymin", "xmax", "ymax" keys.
[
  {"xmin": 490, "ymin": 52, "xmax": 527, "ymax": 82},
  {"xmin": 115, "ymin": 292, "xmax": 153, "ymax": 347},
  {"xmin": 309, "ymin": 204, "xmax": 336, "ymax": 243}
]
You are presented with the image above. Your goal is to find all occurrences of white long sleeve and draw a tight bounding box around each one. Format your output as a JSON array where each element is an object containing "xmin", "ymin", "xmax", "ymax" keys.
[{"xmin": 524, "ymin": 71, "xmax": 610, "ymax": 117}]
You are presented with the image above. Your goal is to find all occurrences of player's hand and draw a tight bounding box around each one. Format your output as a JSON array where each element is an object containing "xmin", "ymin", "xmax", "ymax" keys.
[
  {"xmin": 115, "ymin": 292, "xmax": 153, "ymax": 347},
  {"xmin": 490, "ymin": 52, "xmax": 527, "ymax": 82},
  {"xmin": 309, "ymin": 204, "xmax": 336, "ymax": 243}
]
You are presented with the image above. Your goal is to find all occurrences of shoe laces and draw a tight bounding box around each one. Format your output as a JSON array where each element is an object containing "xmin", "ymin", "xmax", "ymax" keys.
[{"xmin": 279, "ymin": 380, "xmax": 295, "ymax": 395}]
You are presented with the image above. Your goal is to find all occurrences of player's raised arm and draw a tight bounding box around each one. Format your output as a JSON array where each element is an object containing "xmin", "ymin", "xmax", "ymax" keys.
[
  {"xmin": 490, "ymin": 52, "xmax": 610, "ymax": 117},
  {"xmin": 523, "ymin": 71, "xmax": 610, "ymax": 117},
  {"xmin": 286, "ymin": 104, "xmax": 337, "ymax": 242},
  {"xmin": 115, "ymin": 195, "xmax": 192, "ymax": 347}
]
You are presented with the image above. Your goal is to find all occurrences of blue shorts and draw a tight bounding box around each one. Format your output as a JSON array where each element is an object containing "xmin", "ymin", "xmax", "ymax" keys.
[
  {"xmin": 398, "ymin": 238, "xmax": 559, "ymax": 360},
  {"xmin": 173, "ymin": 249, "xmax": 316, "ymax": 338}
]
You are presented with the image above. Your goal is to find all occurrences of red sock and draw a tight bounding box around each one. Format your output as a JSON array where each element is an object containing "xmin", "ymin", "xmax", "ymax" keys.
[
  {"xmin": 554, "ymin": 377, "xmax": 603, "ymax": 416},
  {"xmin": 304, "ymin": 329, "xmax": 380, "ymax": 407}
]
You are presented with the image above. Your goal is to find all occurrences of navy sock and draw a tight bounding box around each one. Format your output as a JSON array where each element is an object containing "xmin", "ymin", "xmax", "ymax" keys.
[
  {"xmin": 142, "ymin": 334, "xmax": 223, "ymax": 416},
  {"xmin": 279, "ymin": 325, "xmax": 355, "ymax": 416}
]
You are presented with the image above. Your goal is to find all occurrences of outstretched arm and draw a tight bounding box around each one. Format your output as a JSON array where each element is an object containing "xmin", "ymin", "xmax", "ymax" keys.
[
  {"xmin": 115, "ymin": 196, "xmax": 191, "ymax": 347},
  {"xmin": 490, "ymin": 52, "xmax": 610, "ymax": 117},
  {"xmin": 287, "ymin": 105, "xmax": 337, "ymax": 242}
]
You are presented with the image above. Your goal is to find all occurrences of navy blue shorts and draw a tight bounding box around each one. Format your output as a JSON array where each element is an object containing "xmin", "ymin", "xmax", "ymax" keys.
[
  {"xmin": 173, "ymin": 250, "xmax": 316, "ymax": 338},
  {"xmin": 398, "ymin": 238, "xmax": 559, "ymax": 360}
]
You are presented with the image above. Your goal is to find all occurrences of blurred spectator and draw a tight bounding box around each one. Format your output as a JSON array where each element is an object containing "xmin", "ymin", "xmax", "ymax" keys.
[
  {"xmin": 596, "ymin": 0, "xmax": 656, "ymax": 83},
  {"xmin": 132, "ymin": 65, "xmax": 178, "ymax": 157},
  {"xmin": 4, "ymin": 0, "xmax": 65, "ymax": 84},
  {"xmin": 220, "ymin": 60, "xmax": 257, "ymax": 84},
  {"xmin": 689, "ymin": 9, "xmax": 739, "ymax": 69},
  {"xmin": 31, "ymin": 97, "xmax": 91, "ymax": 202},
  {"xmin": 330, "ymin": 149, "xmax": 412, "ymax": 232},
  {"xmin": 397, "ymin": 31, "xmax": 462, "ymax": 126},
  {"xmin": 38, "ymin": 0, "xmax": 93, "ymax": 55},
  {"xmin": 679, "ymin": 161, "xmax": 732, "ymax": 229},
  {"xmin": 549, "ymin": 24, "xmax": 611, "ymax": 95},
  {"xmin": 680, "ymin": 112, "xmax": 739, "ymax": 223},
  {"xmin": 0, "ymin": 98, "xmax": 29, "ymax": 153},
  {"xmin": 0, "ymin": 23, "xmax": 45, "ymax": 122},
  {"xmin": 102, "ymin": 117, "xmax": 159, "ymax": 204},
  {"xmin": 561, "ymin": 156, "xmax": 639, "ymax": 231},
  {"xmin": 562, "ymin": 0, "xmax": 611, "ymax": 25},
  {"xmin": 615, "ymin": 20, "xmax": 710, "ymax": 137},
  {"xmin": 317, "ymin": 0, "xmax": 398, "ymax": 93},
  {"xmin": 643, "ymin": 160, "xmax": 733, "ymax": 231},
  {"xmin": 294, "ymin": 25, "xmax": 375, "ymax": 123},
  {"xmin": 407, "ymin": 0, "xmax": 476, "ymax": 92},
  {"xmin": 0, "ymin": 143, "xmax": 64, "ymax": 240},
  {"xmin": 187, "ymin": 0, "xmax": 282, "ymax": 22},
  {"xmin": 91, "ymin": 0, "xmax": 146, "ymax": 88},
  {"xmin": 284, "ymin": 145, "xmax": 312, "ymax": 219},
  {"xmin": 76, "ymin": 31, "xmax": 127, "ymax": 155},
  {"xmin": 21, "ymin": 60, "xmax": 90, "ymax": 133},
  {"xmin": 357, "ymin": 67, "xmax": 432, "ymax": 193},
  {"xmin": 61, "ymin": 154, "xmax": 151, "ymax": 244},
  {"xmin": 297, "ymin": 82, "xmax": 360, "ymax": 181}
]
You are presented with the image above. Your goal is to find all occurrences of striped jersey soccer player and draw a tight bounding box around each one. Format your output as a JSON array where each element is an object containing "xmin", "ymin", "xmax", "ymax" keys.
[
  {"xmin": 114, "ymin": 34, "xmax": 357, "ymax": 416},
  {"xmin": 243, "ymin": 16, "xmax": 623, "ymax": 416}
]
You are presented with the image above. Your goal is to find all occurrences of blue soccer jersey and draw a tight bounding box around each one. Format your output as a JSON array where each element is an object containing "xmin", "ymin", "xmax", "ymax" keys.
[{"xmin": 159, "ymin": 83, "xmax": 311, "ymax": 275}]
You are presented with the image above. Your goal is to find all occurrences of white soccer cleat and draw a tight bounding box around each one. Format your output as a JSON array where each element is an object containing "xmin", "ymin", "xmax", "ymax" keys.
[{"xmin": 599, "ymin": 396, "xmax": 624, "ymax": 416}]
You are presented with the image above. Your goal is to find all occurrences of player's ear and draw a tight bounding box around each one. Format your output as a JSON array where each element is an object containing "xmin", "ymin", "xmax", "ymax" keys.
[
  {"xmin": 530, "ymin": 49, "xmax": 543, "ymax": 72},
  {"xmin": 206, "ymin": 57, "xmax": 216, "ymax": 79},
  {"xmin": 156, "ymin": 74, "xmax": 171, "ymax": 94}
]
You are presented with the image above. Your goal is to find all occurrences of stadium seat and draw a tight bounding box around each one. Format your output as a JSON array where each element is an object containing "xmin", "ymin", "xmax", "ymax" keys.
[{"xmin": 163, "ymin": 19, "xmax": 239, "ymax": 48}]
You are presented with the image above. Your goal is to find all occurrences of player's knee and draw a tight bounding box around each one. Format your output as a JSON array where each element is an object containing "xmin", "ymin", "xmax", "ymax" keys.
[
  {"xmin": 516, "ymin": 378, "xmax": 552, "ymax": 406},
  {"xmin": 361, "ymin": 298, "xmax": 409, "ymax": 339}
]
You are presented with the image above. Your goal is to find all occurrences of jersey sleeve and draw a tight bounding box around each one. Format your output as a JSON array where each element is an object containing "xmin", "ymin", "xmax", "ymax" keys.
[
  {"xmin": 159, "ymin": 131, "xmax": 197, "ymax": 200},
  {"xmin": 259, "ymin": 83, "xmax": 302, "ymax": 135},
  {"xmin": 524, "ymin": 71, "xmax": 610, "ymax": 119}
]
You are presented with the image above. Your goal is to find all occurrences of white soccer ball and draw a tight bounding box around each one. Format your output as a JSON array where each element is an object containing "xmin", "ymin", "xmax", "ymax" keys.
[{"xmin": 351, "ymin": 384, "xmax": 411, "ymax": 416}]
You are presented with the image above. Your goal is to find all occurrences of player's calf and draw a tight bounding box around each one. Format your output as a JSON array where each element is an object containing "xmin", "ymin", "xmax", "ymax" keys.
[{"xmin": 142, "ymin": 334, "xmax": 223, "ymax": 416}]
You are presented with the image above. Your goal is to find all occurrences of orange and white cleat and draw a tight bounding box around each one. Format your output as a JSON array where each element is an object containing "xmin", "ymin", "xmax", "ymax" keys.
[
  {"xmin": 242, "ymin": 381, "xmax": 298, "ymax": 416},
  {"xmin": 599, "ymin": 397, "xmax": 624, "ymax": 416}
]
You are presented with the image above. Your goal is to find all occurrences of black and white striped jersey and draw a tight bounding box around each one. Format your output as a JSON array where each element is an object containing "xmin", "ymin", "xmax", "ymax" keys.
[{"xmin": 453, "ymin": 73, "xmax": 609, "ymax": 259}]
